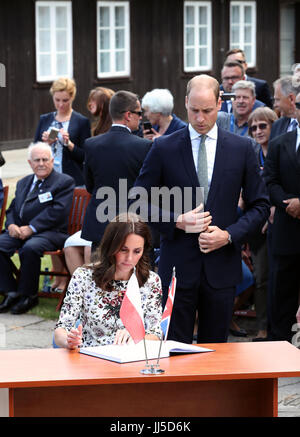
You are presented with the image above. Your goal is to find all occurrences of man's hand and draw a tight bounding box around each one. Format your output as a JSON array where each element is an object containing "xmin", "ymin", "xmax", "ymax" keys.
[
  {"xmin": 7, "ymin": 224, "xmax": 22, "ymax": 239},
  {"xmin": 283, "ymin": 198, "xmax": 300, "ymax": 219},
  {"xmin": 19, "ymin": 226, "xmax": 34, "ymax": 240},
  {"xmin": 198, "ymin": 226, "xmax": 230, "ymax": 253},
  {"xmin": 176, "ymin": 204, "xmax": 212, "ymax": 233}
]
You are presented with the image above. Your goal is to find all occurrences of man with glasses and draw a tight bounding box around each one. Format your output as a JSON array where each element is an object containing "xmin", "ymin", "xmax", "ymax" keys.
[
  {"xmin": 81, "ymin": 90, "xmax": 152, "ymax": 251},
  {"xmin": 224, "ymin": 48, "xmax": 273, "ymax": 108},
  {"xmin": 264, "ymin": 93, "xmax": 300, "ymax": 342},
  {"xmin": 0, "ymin": 142, "xmax": 75, "ymax": 314}
]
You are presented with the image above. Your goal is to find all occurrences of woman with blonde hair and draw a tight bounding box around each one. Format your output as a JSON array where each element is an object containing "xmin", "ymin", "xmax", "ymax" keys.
[
  {"xmin": 34, "ymin": 77, "xmax": 91, "ymax": 187},
  {"xmin": 34, "ymin": 77, "xmax": 91, "ymax": 291}
]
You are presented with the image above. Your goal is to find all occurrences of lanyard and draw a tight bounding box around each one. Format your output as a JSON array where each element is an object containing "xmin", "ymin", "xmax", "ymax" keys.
[
  {"xmin": 259, "ymin": 148, "xmax": 265, "ymax": 168},
  {"xmin": 230, "ymin": 114, "xmax": 248, "ymax": 137}
]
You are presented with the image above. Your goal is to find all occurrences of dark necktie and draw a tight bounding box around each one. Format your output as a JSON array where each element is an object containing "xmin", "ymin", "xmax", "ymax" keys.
[{"xmin": 20, "ymin": 179, "xmax": 42, "ymax": 218}]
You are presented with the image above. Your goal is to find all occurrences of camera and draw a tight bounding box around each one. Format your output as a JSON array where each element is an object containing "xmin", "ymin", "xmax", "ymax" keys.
[{"xmin": 221, "ymin": 93, "xmax": 236, "ymax": 101}]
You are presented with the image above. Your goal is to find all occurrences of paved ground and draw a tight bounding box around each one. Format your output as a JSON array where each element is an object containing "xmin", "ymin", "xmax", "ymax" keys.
[{"xmin": 0, "ymin": 148, "xmax": 299, "ymax": 417}]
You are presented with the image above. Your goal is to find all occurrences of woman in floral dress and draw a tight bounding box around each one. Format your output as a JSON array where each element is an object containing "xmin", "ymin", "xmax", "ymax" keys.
[{"xmin": 54, "ymin": 213, "xmax": 163, "ymax": 349}]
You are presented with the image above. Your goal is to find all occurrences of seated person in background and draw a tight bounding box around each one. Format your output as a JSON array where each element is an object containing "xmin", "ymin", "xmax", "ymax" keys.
[
  {"xmin": 54, "ymin": 213, "xmax": 163, "ymax": 349},
  {"xmin": 0, "ymin": 142, "xmax": 75, "ymax": 315},
  {"xmin": 141, "ymin": 88, "xmax": 186, "ymax": 139}
]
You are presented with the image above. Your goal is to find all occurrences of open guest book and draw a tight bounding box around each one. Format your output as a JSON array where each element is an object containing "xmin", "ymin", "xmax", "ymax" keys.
[{"xmin": 80, "ymin": 340, "xmax": 214, "ymax": 364}]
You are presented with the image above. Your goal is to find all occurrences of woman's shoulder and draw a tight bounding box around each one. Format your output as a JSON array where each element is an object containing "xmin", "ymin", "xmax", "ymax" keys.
[
  {"xmin": 39, "ymin": 112, "xmax": 55, "ymax": 122},
  {"xmin": 144, "ymin": 270, "xmax": 162, "ymax": 287},
  {"xmin": 72, "ymin": 110, "xmax": 90, "ymax": 122},
  {"xmin": 72, "ymin": 265, "xmax": 94, "ymax": 279}
]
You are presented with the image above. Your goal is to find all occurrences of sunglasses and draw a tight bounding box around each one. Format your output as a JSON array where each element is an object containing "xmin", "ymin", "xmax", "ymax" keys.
[
  {"xmin": 296, "ymin": 102, "xmax": 300, "ymax": 109},
  {"xmin": 249, "ymin": 123, "xmax": 268, "ymax": 133}
]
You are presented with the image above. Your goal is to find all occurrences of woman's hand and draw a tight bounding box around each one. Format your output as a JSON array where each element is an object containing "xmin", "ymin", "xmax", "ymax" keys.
[
  {"xmin": 113, "ymin": 329, "xmax": 133, "ymax": 345},
  {"xmin": 61, "ymin": 130, "xmax": 74, "ymax": 151},
  {"xmin": 66, "ymin": 324, "xmax": 82, "ymax": 349},
  {"xmin": 41, "ymin": 130, "xmax": 56, "ymax": 145},
  {"xmin": 143, "ymin": 126, "xmax": 161, "ymax": 141}
]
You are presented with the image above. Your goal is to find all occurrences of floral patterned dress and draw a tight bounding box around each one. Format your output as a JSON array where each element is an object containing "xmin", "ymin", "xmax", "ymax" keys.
[{"xmin": 55, "ymin": 267, "xmax": 163, "ymax": 347}]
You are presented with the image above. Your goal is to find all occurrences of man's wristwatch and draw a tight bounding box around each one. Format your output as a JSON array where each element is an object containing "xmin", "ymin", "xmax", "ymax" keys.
[{"xmin": 227, "ymin": 232, "xmax": 232, "ymax": 244}]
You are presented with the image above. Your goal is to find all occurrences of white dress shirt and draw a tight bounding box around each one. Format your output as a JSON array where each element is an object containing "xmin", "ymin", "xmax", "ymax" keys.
[{"xmin": 189, "ymin": 123, "xmax": 218, "ymax": 189}]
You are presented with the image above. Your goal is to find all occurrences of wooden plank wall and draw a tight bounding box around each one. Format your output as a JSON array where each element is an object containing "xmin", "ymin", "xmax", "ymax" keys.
[{"xmin": 0, "ymin": 0, "xmax": 287, "ymax": 148}]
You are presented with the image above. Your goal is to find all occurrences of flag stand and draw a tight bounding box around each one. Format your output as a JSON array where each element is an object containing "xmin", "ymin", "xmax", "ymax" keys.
[{"xmin": 140, "ymin": 338, "xmax": 165, "ymax": 375}]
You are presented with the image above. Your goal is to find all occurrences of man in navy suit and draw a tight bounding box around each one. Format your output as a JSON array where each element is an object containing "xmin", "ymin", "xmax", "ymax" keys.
[
  {"xmin": 81, "ymin": 91, "xmax": 152, "ymax": 249},
  {"xmin": 220, "ymin": 61, "xmax": 265, "ymax": 113},
  {"xmin": 269, "ymin": 76, "xmax": 300, "ymax": 140},
  {"xmin": 225, "ymin": 48, "xmax": 273, "ymax": 108},
  {"xmin": 133, "ymin": 75, "xmax": 270, "ymax": 344},
  {"xmin": 264, "ymin": 93, "xmax": 300, "ymax": 342},
  {"xmin": 0, "ymin": 143, "xmax": 75, "ymax": 314}
]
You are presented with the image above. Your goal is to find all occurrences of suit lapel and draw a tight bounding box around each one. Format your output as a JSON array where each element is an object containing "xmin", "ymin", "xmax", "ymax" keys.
[
  {"xmin": 283, "ymin": 130, "xmax": 299, "ymax": 171},
  {"xmin": 179, "ymin": 127, "xmax": 200, "ymax": 187}
]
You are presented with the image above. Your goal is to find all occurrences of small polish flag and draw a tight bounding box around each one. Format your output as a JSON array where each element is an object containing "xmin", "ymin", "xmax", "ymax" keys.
[{"xmin": 120, "ymin": 268, "xmax": 145, "ymax": 344}]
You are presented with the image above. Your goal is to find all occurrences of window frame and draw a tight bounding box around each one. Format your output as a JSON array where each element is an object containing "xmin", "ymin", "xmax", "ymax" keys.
[
  {"xmin": 183, "ymin": 1, "xmax": 213, "ymax": 73},
  {"xmin": 96, "ymin": 1, "xmax": 130, "ymax": 79},
  {"xmin": 35, "ymin": 1, "xmax": 73, "ymax": 83},
  {"xmin": 230, "ymin": 1, "xmax": 257, "ymax": 68}
]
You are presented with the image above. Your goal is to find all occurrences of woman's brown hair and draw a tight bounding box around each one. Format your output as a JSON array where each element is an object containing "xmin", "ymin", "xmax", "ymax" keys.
[
  {"xmin": 91, "ymin": 213, "xmax": 152, "ymax": 291},
  {"xmin": 87, "ymin": 87, "xmax": 115, "ymax": 136}
]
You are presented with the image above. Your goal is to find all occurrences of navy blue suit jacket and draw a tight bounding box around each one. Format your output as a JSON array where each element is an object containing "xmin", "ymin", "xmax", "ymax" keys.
[
  {"xmin": 269, "ymin": 117, "xmax": 291, "ymax": 141},
  {"xmin": 6, "ymin": 169, "xmax": 75, "ymax": 238},
  {"xmin": 81, "ymin": 126, "xmax": 152, "ymax": 243},
  {"xmin": 34, "ymin": 110, "xmax": 91, "ymax": 186},
  {"xmin": 246, "ymin": 75, "xmax": 273, "ymax": 108},
  {"xmin": 264, "ymin": 129, "xmax": 300, "ymax": 255},
  {"xmin": 134, "ymin": 126, "xmax": 270, "ymax": 290}
]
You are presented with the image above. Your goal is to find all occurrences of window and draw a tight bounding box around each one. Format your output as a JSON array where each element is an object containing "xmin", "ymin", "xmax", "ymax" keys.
[
  {"xmin": 230, "ymin": 1, "xmax": 256, "ymax": 67},
  {"xmin": 35, "ymin": 1, "xmax": 73, "ymax": 82},
  {"xmin": 183, "ymin": 1, "xmax": 212, "ymax": 72},
  {"xmin": 97, "ymin": 1, "xmax": 130, "ymax": 78}
]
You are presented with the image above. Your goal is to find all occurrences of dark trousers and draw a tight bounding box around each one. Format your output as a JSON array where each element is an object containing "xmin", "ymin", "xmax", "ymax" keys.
[
  {"xmin": 0, "ymin": 231, "xmax": 66, "ymax": 297},
  {"xmin": 163, "ymin": 272, "xmax": 236, "ymax": 344},
  {"xmin": 269, "ymin": 253, "xmax": 300, "ymax": 342}
]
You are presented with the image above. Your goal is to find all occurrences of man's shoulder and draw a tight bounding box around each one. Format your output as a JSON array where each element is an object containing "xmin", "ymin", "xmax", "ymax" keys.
[
  {"xmin": 269, "ymin": 128, "xmax": 295, "ymax": 146},
  {"xmin": 48, "ymin": 170, "xmax": 75, "ymax": 187},
  {"xmin": 247, "ymin": 75, "xmax": 267, "ymax": 86}
]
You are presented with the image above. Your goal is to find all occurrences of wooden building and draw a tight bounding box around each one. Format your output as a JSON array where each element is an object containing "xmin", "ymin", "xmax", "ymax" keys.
[{"xmin": 0, "ymin": 0, "xmax": 299, "ymax": 150}]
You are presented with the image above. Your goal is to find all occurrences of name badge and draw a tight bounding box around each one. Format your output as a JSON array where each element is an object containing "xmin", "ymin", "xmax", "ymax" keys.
[{"xmin": 38, "ymin": 192, "xmax": 53, "ymax": 203}]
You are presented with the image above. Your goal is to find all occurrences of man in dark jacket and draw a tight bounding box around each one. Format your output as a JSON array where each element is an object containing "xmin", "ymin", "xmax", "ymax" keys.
[
  {"xmin": 81, "ymin": 90, "xmax": 152, "ymax": 249},
  {"xmin": 0, "ymin": 142, "xmax": 75, "ymax": 314}
]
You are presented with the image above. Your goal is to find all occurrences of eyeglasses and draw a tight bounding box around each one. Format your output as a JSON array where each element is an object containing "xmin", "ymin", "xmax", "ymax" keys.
[
  {"xmin": 249, "ymin": 123, "xmax": 268, "ymax": 133},
  {"xmin": 296, "ymin": 102, "xmax": 300, "ymax": 109},
  {"xmin": 130, "ymin": 110, "xmax": 143, "ymax": 116},
  {"xmin": 222, "ymin": 76, "xmax": 243, "ymax": 82},
  {"xmin": 121, "ymin": 110, "xmax": 143, "ymax": 117}
]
